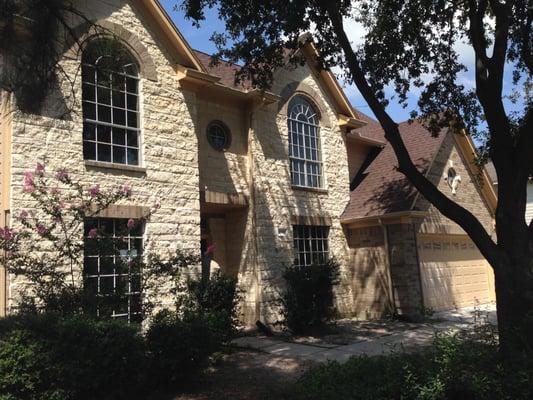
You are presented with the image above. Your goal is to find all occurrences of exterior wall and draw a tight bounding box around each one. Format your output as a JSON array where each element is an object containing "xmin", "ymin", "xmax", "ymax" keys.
[
  {"xmin": 246, "ymin": 63, "xmax": 353, "ymax": 323},
  {"xmin": 387, "ymin": 223, "xmax": 424, "ymax": 316},
  {"xmin": 6, "ymin": 0, "xmax": 201, "ymax": 312},
  {"xmin": 346, "ymin": 141, "xmax": 370, "ymax": 182},
  {"xmin": 343, "ymin": 226, "xmax": 393, "ymax": 319},
  {"xmin": 197, "ymin": 97, "xmax": 248, "ymax": 196},
  {"xmin": 418, "ymin": 132, "xmax": 494, "ymax": 235}
]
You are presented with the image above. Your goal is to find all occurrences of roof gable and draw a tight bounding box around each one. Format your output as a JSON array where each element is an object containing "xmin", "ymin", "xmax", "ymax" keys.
[{"xmin": 341, "ymin": 118, "xmax": 446, "ymax": 222}]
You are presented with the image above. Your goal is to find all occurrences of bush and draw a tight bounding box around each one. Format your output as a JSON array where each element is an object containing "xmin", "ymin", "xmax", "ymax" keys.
[
  {"xmin": 293, "ymin": 327, "xmax": 533, "ymax": 400},
  {"xmin": 178, "ymin": 271, "xmax": 239, "ymax": 341},
  {"xmin": 145, "ymin": 310, "xmax": 223, "ymax": 386},
  {"xmin": 280, "ymin": 258, "xmax": 340, "ymax": 333},
  {"xmin": 0, "ymin": 313, "xmax": 145, "ymax": 400}
]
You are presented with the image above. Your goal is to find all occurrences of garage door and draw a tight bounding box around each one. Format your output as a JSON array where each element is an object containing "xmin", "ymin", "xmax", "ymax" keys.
[{"xmin": 418, "ymin": 235, "xmax": 496, "ymax": 311}]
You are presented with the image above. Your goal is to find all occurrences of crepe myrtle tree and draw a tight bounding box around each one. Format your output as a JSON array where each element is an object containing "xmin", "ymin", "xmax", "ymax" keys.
[{"xmin": 178, "ymin": 0, "xmax": 532, "ymax": 356}]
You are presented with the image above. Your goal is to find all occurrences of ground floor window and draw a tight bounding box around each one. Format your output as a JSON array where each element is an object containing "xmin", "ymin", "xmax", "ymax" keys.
[
  {"xmin": 293, "ymin": 225, "xmax": 329, "ymax": 267},
  {"xmin": 84, "ymin": 218, "xmax": 143, "ymax": 322}
]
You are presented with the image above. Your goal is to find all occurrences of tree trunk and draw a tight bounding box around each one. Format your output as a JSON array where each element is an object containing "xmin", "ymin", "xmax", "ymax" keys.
[{"xmin": 494, "ymin": 258, "xmax": 533, "ymax": 358}]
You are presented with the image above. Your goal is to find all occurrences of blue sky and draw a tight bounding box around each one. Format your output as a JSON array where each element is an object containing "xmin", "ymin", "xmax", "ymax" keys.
[{"xmin": 161, "ymin": 1, "xmax": 525, "ymax": 126}]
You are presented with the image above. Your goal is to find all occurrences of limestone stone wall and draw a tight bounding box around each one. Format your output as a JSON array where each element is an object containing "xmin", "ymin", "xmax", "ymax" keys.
[
  {"xmin": 418, "ymin": 132, "xmax": 494, "ymax": 235},
  {"xmin": 196, "ymin": 98, "xmax": 249, "ymax": 196},
  {"xmin": 6, "ymin": 0, "xmax": 201, "ymax": 311},
  {"xmin": 245, "ymin": 63, "xmax": 353, "ymax": 323}
]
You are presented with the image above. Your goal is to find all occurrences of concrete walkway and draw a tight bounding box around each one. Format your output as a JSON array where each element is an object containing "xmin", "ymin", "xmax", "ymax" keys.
[{"xmin": 231, "ymin": 304, "xmax": 496, "ymax": 363}]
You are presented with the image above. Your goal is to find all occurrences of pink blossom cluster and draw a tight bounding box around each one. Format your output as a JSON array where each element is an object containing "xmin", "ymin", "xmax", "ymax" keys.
[
  {"xmin": 88, "ymin": 185, "xmax": 100, "ymax": 197},
  {"xmin": 0, "ymin": 227, "xmax": 14, "ymax": 241},
  {"xmin": 23, "ymin": 171, "xmax": 35, "ymax": 193}
]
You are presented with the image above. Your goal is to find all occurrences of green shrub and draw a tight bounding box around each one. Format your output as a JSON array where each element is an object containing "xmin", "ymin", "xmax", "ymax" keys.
[
  {"xmin": 293, "ymin": 327, "xmax": 533, "ymax": 400},
  {"xmin": 145, "ymin": 310, "xmax": 223, "ymax": 386},
  {"xmin": 178, "ymin": 271, "xmax": 240, "ymax": 341},
  {"xmin": 0, "ymin": 313, "xmax": 145, "ymax": 400},
  {"xmin": 280, "ymin": 258, "xmax": 340, "ymax": 333}
]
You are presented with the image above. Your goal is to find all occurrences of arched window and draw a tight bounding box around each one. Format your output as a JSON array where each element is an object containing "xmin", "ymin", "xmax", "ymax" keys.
[
  {"xmin": 287, "ymin": 96, "xmax": 323, "ymax": 188},
  {"xmin": 81, "ymin": 39, "xmax": 140, "ymax": 166}
]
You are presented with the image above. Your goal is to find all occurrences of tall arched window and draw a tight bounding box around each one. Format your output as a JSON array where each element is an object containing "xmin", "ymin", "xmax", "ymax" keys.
[
  {"xmin": 82, "ymin": 39, "xmax": 140, "ymax": 166},
  {"xmin": 288, "ymin": 96, "xmax": 323, "ymax": 188}
]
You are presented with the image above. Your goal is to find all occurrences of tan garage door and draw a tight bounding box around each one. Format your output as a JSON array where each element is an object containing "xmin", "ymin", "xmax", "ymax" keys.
[{"xmin": 418, "ymin": 235, "xmax": 496, "ymax": 311}]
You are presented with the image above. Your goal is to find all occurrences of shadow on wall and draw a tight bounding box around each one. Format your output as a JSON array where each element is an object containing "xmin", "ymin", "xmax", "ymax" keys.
[{"xmin": 341, "ymin": 226, "xmax": 395, "ymax": 319}]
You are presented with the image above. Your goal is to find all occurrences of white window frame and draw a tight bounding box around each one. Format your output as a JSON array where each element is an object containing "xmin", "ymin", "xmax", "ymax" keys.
[
  {"xmin": 81, "ymin": 41, "xmax": 141, "ymax": 166},
  {"xmin": 293, "ymin": 225, "xmax": 330, "ymax": 267},
  {"xmin": 84, "ymin": 218, "xmax": 143, "ymax": 322},
  {"xmin": 288, "ymin": 96, "xmax": 324, "ymax": 189}
]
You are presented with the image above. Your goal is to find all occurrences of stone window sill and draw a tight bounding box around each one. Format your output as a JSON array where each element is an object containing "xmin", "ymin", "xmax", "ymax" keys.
[
  {"xmin": 292, "ymin": 185, "xmax": 328, "ymax": 194},
  {"xmin": 84, "ymin": 160, "xmax": 147, "ymax": 174}
]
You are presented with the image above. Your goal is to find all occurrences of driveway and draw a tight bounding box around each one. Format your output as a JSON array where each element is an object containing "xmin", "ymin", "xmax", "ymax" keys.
[{"xmin": 231, "ymin": 303, "xmax": 497, "ymax": 363}]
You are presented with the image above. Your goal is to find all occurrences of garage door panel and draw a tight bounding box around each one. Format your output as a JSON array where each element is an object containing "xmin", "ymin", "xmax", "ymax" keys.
[{"xmin": 418, "ymin": 235, "xmax": 495, "ymax": 311}]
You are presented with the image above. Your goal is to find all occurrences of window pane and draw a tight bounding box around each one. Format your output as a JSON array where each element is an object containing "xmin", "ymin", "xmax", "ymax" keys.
[
  {"xmin": 97, "ymin": 143, "xmax": 111, "ymax": 162},
  {"xmin": 83, "ymin": 83, "xmax": 95, "ymax": 102},
  {"xmin": 112, "ymin": 90, "xmax": 125, "ymax": 108},
  {"xmin": 127, "ymin": 94, "xmax": 137, "ymax": 111},
  {"xmin": 82, "ymin": 65, "xmax": 95, "ymax": 83},
  {"xmin": 127, "ymin": 131, "xmax": 138, "ymax": 147},
  {"xmin": 83, "ymin": 141, "xmax": 96, "ymax": 160},
  {"xmin": 127, "ymin": 111, "xmax": 138, "ymax": 128},
  {"xmin": 113, "ymin": 108, "xmax": 126, "ymax": 126},
  {"xmin": 126, "ymin": 78, "xmax": 137, "ymax": 93},
  {"xmin": 97, "ymin": 86, "xmax": 111, "ymax": 105},
  {"xmin": 83, "ymin": 123, "xmax": 96, "ymax": 141},
  {"xmin": 112, "ymin": 128, "xmax": 126, "ymax": 145},
  {"xmin": 98, "ymin": 125, "xmax": 111, "ymax": 143},
  {"xmin": 127, "ymin": 148, "xmax": 139, "ymax": 165},
  {"xmin": 98, "ymin": 105, "xmax": 111, "ymax": 123},
  {"xmin": 113, "ymin": 146, "xmax": 126, "ymax": 164},
  {"xmin": 83, "ymin": 102, "xmax": 96, "ymax": 120}
]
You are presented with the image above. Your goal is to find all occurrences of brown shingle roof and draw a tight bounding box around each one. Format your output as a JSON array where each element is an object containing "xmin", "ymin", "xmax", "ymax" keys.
[
  {"xmin": 342, "ymin": 117, "xmax": 447, "ymax": 221},
  {"xmin": 193, "ymin": 50, "xmax": 251, "ymax": 90}
]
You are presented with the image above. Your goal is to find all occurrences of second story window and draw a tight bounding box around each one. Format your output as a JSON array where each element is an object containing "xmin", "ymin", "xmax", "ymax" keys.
[
  {"xmin": 82, "ymin": 39, "xmax": 140, "ymax": 166},
  {"xmin": 288, "ymin": 96, "xmax": 323, "ymax": 189}
]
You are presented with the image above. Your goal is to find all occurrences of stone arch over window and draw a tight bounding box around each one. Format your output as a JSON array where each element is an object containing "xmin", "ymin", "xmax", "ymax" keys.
[
  {"xmin": 278, "ymin": 81, "xmax": 331, "ymax": 128},
  {"xmin": 287, "ymin": 95, "xmax": 324, "ymax": 189},
  {"xmin": 65, "ymin": 20, "xmax": 157, "ymax": 81}
]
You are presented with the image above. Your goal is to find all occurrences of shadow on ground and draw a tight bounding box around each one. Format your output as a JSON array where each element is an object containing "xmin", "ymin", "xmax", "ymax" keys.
[{"xmin": 152, "ymin": 349, "xmax": 314, "ymax": 400}]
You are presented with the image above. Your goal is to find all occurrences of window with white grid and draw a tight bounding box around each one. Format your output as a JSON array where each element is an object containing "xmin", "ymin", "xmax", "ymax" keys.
[
  {"xmin": 84, "ymin": 218, "xmax": 143, "ymax": 322},
  {"xmin": 293, "ymin": 225, "xmax": 330, "ymax": 267},
  {"xmin": 82, "ymin": 39, "xmax": 140, "ymax": 166},
  {"xmin": 288, "ymin": 96, "xmax": 323, "ymax": 188}
]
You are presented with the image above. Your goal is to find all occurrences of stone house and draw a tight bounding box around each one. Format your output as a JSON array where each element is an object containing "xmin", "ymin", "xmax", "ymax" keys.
[{"xmin": 0, "ymin": 0, "xmax": 497, "ymax": 324}]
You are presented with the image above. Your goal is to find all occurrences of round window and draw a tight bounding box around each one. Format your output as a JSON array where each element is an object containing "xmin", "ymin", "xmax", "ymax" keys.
[{"xmin": 207, "ymin": 121, "xmax": 231, "ymax": 151}]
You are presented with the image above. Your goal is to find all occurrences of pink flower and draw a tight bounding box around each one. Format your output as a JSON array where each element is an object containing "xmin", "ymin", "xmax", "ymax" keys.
[
  {"xmin": 35, "ymin": 162, "xmax": 45, "ymax": 177},
  {"xmin": 23, "ymin": 171, "xmax": 35, "ymax": 193},
  {"xmin": 55, "ymin": 169, "xmax": 70, "ymax": 183},
  {"xmin": 205, "ymin": 243, "xmax": 217, "ymax": 255},
  {"xmin": 127, "ymin": 218, "xmax": 136, "ymax": 230},
  {"xmin": 36, "ymin": 224, "xmax": 48, "ymax": 236},
  {"xmin": 121, "ymin": 185, "xmax": 132, "ymax": 197},
  {"xmin": 19, "ymin": 210, "xmax": 28, "ymax": 222},
  {"xmin": 88, "ymin": 185, "xmax": 100, "ymax": 197},
  {"xmin": 0, "ymin": 227, "xmax": 14, "ymax": 241},
  {"xmin": 88, "ymin": 228, "xmax": 98, "ymax": 238}
]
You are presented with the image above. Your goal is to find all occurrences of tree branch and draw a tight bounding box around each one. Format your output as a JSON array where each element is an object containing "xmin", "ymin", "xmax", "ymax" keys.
[{"xmin": 322, "ymin": 0, "xmax": 501, "ymax": 267}]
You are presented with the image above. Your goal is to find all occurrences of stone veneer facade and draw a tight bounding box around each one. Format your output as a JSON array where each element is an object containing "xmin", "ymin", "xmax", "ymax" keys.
[
  {"xmin": 0, "ymin": 0, "xmax": 356, "ymax": 324},
  {"xmin": 0, "ymin": 0, "xmax": 495, "ymax": 324}
]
